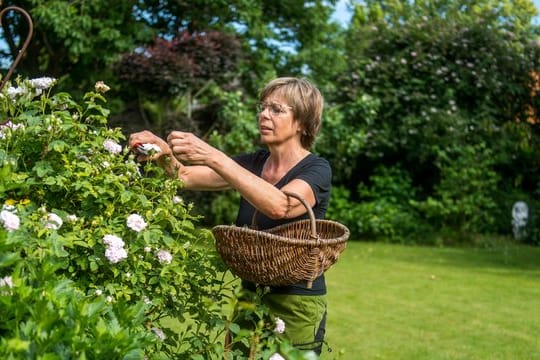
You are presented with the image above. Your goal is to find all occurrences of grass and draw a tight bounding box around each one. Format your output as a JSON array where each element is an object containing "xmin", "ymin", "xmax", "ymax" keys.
[{"xmin": 323, "ymin": 241, "xmax": 540, "ymax": 360}]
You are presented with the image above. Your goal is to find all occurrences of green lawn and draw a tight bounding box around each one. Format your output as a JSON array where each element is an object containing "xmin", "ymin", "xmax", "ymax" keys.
[{"xmin": 323, "ymin": 241, "xmax": 540, "ymax": 360}]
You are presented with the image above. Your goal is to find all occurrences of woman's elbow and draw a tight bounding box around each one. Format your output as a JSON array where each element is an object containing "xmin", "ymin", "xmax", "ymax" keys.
[{"xmin": 265, "ymin": 203, "xmax": 292, "ymax": 220}]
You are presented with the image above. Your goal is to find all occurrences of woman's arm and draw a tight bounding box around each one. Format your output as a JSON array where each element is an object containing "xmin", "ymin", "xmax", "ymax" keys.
[
  {"xmin": 167, "ymin": 131, "xmax": 316, "ymax": 219},
  {"xmin": 128, "ymin": 130, "xmax": 230, "ymax": 191},
  {"xmin": 128, "ymin": 130, "xmax": 315, "ymax": 219}
]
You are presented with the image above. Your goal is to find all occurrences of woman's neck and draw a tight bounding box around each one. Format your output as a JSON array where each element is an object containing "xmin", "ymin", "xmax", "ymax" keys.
[{"xmin": 262, "ymin": 145, "xmax": 310, "ymax": 184}]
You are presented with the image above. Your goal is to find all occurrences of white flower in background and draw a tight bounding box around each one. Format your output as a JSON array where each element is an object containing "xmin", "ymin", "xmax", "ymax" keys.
[
  {"xmin": 105, "ymin": 246, "xmax": 128, "ymax": 264},
  {"xmin": 44, "ymin": 212, "xmax": 63, "ymax": 230},
  {"xmin": 172, "ymin": 196, "xmax": 183, "ymax": 204},
  {"xmin": 126, "ymin": 213, "xmax": 147, "ymax": 232},
  {"xmin": 143, "ymin": 296, "xmax": 151, "ymax": 304},
  {"xmin": 95, "ymin": 289, "xmax": 103, "ymax": 296},
  {"xmin": 106, "ymin": 295, "xmax": 113, "ymax": 303},
  {"xmin": 94, "ymin": 80, "xmax": 110, "ymax": 93},
  {"xmin": 274, "ymin": 317, "xmax": 286, "ymax": 334},
  {"xmin": 103, "ymin": 234, "xmax": 125, "ymax": 249},
  {"xmin": 269, "ymin": 354, "xmax": 285, "ymax": 360},
  {"xmin": 151, "ymin": 327, "xmax": 166, "ymax": 341},
  {"xmin": 66, "ymin": 214, "xmax": 78, "ymax": 222},
  {"xmin": 29, "ymin": 77, "xmax": 56, "ymax": 90},
  {"xmin": 0, "ymin": 210, "xmax": 20, "ymax": 232},
  {"xmin": 0, "ymin": 276, "xmax": 13, "ymax": 288},
  {"xmin": 156, "ymin": 249, "xmax": 172, "ymax": 264},
  {"xmin": 103, "ymin": 139, "xmax": 122, "ymax": 154},
  {"xmin": 144, "ymin": 246, "xmax": 152, "ymax": 253}
]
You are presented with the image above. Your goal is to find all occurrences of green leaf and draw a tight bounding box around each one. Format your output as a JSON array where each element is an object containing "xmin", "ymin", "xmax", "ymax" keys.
[
  {"xmin": 48, "ymin": 140, "xmax": 68, "ymax": 152},
  {"xmin": 6, "ymin": 338, "xmax": 31, "ymax": 352}
]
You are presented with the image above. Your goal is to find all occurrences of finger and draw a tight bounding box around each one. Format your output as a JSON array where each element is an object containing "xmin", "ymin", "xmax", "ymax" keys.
[{"xmin": 167, "ymin": 131, "xmax": 184, "ymax": 142}]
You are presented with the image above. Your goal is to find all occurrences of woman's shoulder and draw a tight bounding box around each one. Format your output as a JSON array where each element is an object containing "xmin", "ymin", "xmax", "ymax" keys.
[
  {"xmin": 233, "ymin": 148, "xmax": 269, "ymax": 168},
  {"xmin": 304, "ymin": 153, "xmax": 331, "ymax": 169},
  {"xmin": 290, "ymin": 153, "xmax": 332, "ymax": 181}
]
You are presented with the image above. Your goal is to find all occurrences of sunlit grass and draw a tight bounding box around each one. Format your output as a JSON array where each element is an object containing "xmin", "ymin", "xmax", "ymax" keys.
[{"xmin": 323, "ymin": 241, "xmax": 540, "ymax": 360}]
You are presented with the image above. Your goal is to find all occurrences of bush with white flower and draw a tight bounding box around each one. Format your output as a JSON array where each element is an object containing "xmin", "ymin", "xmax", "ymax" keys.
[
  {"xmin": 0, "ymin": 76, "xmax": 238, "ymax": 358},
  {"xmin": 0, "ymin": 76, "xmax": 322, "ymax": 359}
]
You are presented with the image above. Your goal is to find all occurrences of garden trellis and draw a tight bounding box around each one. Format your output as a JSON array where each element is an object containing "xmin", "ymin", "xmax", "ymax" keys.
[{"xmin": 0, "ymin": 5, "xmax": 33, "ymax": 92}]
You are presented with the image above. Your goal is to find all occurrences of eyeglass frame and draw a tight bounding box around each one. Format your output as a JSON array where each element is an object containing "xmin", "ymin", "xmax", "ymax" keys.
[{"xmin": 256, "ymin": 102, "xmax": 294, "ymax": 117}]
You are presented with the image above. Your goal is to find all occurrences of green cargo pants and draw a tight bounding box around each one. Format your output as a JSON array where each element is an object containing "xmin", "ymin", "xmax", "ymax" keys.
[{"xmin": 262, "ymin": 293, "xmax": 327, "ymax": 354}]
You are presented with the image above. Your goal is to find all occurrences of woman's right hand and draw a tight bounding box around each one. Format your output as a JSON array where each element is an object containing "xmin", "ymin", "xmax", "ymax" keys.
[{"xmin": 128, "ymin": 130, "xmax": 172, "ymax": 161}]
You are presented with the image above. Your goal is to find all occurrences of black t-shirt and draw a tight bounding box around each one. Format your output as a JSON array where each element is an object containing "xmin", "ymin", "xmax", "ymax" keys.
[{"xmin": 233, "ymin": 148, "xmax": 332, "ymax": 295}]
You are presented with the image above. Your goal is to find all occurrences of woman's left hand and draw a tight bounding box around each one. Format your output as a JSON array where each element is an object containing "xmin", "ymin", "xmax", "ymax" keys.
[{"xmin": 167, "ymin": 131, "xmax": 218, "ymax": 166}]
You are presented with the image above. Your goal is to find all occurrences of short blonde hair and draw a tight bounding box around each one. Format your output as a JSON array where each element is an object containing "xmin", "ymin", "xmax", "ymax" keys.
[{"xmin": 259, "ymin": 77, "xmax": 323, "ymax": 149}]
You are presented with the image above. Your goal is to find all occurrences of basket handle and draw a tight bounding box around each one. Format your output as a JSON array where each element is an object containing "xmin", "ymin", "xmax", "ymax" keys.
[{"xmin": 251, "ymin": 190, "xmax": 318, "ymax": 239}]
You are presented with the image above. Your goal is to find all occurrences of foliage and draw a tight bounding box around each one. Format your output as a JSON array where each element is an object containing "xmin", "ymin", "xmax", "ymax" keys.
[
  {"xmin": 411, "ymin": 141, "xmax": 500, "ymax": 239},
  {"xmin": 324, "ymin": 0, "xmax": 540, "ymax": 242},
  {"xmin": 3, "ymin": 0, "xmax": 340, "ymax": 96},
  {"xmin": 115, "ymin": 31, "xmax": 242, "ymax": 98},
  {"xmin": 0, "ymin": 77, "xmax": 303, "ymax": 358},
  {"xmin": 5, "ymin": 0, "xmax": 540, "ymax": 246},
  {"xmin": 315, "ymin": 94, "xmax": 378, "ymax": 184},
  {"xmin": 327, "ymin": 166, "xmax": 430, "ymax": 243},
  {"xmin": 1, "ymin": 0, "xmax": 152, "ymax": 96}
]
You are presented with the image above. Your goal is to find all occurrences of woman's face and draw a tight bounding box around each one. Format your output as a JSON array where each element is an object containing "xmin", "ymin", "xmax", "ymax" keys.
[{"xmin": 257, "ymin": 94, "xmax": 302, "ymax": 147}]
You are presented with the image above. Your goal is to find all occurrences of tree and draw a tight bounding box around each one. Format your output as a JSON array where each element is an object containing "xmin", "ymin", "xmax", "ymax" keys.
[
  {"xmin": 324, "ymin": 0, "xmax": 540, "ymax": 241},
  {"xmin": 1, "ymin": 0, "xmax": 340, "ymax": 95}
]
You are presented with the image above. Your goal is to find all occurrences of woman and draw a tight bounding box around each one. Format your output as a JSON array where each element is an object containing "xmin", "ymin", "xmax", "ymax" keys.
[{"xmin": 129, "ymin": 77, "xmax": 331, "ymax": 354}]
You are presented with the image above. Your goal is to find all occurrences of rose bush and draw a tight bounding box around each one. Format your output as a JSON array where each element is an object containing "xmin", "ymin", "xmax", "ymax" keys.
[
  {"xmin": 0, "ymin": 77, "xmax": 316, "ymax": 359},
  {"xmin": 0, "ymin": 75, "xmax": 229, "ymax": 358}
]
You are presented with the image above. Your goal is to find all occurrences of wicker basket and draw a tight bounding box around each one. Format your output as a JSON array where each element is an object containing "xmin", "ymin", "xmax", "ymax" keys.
[{"xmin": 212, "ymin": 191, "xmax": 350, "ymax": 288}]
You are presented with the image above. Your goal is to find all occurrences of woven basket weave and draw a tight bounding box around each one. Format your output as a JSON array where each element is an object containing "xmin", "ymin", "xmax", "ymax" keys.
[{"xmin": 212, "ymin": 191, "xmax": 349, "ymax": 288}]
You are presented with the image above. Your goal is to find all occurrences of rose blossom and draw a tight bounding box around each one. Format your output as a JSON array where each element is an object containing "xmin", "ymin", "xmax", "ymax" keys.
[
  {"xmin": 29, "ymin": 77, "xmax": 56, "ymax": 90},
  {"xmin": 2, "ymin": 204, "xmax": 16, "ymax": 212},
  {"xmin": 151, "ymin": 327, "xmax": 166, "ymax": 341},
  {"xmin": 102, "ymin": 234, "xmax": 125, "ymax": 249},
  {"xmin": 103, "ymin": 139, "xmax": 122, "ymax": 154},
  {"xmin": 172, "ymin": 196, "xmax": 183, "ymax": 204},
  {"xmin": 274, "ymin": 317, "xmax": 286, "ymax": 334},
  {"xmin": 0, "ymin": 210, "xmax": 20, "ymax": 232},
  {"xmin": 126, "ymin": 213, "xmax": 147, "ymax": 232},
  {"xmin": 94, "ymin": 81, "xmax": 110, "ymax": 93},
  {"xmin": 105, "ymin": 246, "xmax": 128, "ymax": 264},
  {"xmin": 44, "ymin": 212, "xmax": 63, "ymax": 230},
  {"xmin": 136, "ymin": 143, "xmax": 161, "ymax": 155},
  {"xmin": 0, "ymin": 276, "xmax": 13, "ymax": 288},
  {"xmin": 7, "ymin": 86, "xmax": 26, "ymax": 99},
  {"xmin": 156, "ymin": 249, "xmax": 172, "ymax": 264}
]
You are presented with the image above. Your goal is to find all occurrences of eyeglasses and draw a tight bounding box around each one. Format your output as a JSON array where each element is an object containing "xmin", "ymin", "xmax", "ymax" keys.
[{"xmin": 256, "ymin": 102, "xmax": 293, "ymax": 116}]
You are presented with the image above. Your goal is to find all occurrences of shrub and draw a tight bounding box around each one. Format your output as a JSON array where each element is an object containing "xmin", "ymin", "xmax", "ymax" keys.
[
  {"xmin": 329, "ymin": 3, "xmax": 540, "ymax": 242},
  {"xmin": 0, "ymin": 77, "xmax": 305, "ymax": 359},
  {"xmin": 328, "ymin": 166, "xmax": 430, "ymax": 243}
]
